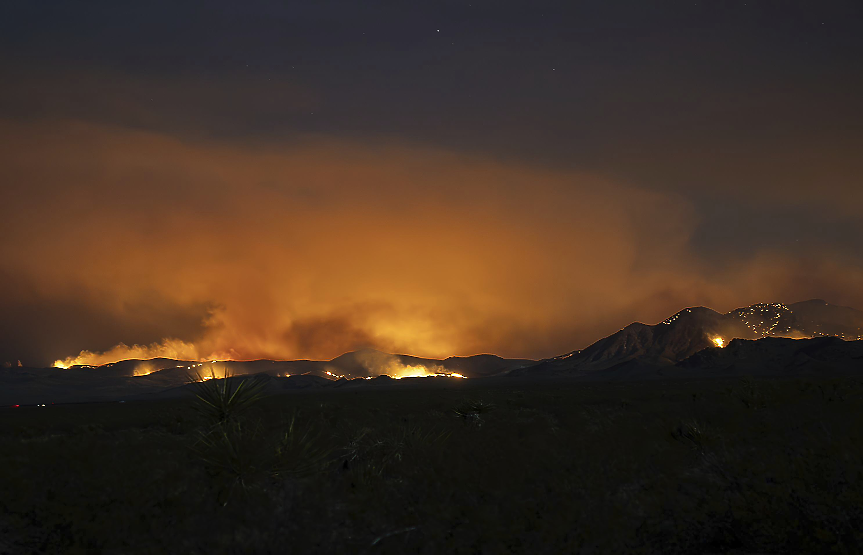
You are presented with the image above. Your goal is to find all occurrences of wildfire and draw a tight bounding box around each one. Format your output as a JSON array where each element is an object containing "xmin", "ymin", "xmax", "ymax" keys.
[
  {"xmin": 52, "ymin": 339, "xmax": 204, "ymax": 369},
  {"xmin": 187, "ymin": 365, "xmax": 228, "ymax": 382},
  {"xmin": 392, "ymin": 364, "xmax": 435, "ymax": 379},
  {"xmin": 323, "ymin": 365, "xmax": 467, "ymax": 380},
  {"xmin": 712, "ymin": 336, "xmax": 726, "ymax": 348},
  {"xmin": 133, "ymin": 362, "xmax": 157, "ymax": 377},
  {"xmin": 389, "ymin": 365, "xmax": 467, "ymax": 379}
]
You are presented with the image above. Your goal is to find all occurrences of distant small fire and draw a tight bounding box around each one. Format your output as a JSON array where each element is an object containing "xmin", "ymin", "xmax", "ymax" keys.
[
  {"xmin": 52, "ymin": 339, "xmax": 205, "ymax": 369},
  {"xmin": 325, "ymin": 364, "xmax": 467, "ymax": 380},
  {"xmin": 389, "ymin": 365, "xmax": 466, "ymax": 379},
  {"xmin": 712, "ymin": 336, "xmax": 725, "ymax": 348},
  {"xmin": 392, "ymin": 364, "xmax": 442, "ymax": 379},
  {"xmin": 133, "ymin": 362, "xmax": 157, "ymax": 377}
]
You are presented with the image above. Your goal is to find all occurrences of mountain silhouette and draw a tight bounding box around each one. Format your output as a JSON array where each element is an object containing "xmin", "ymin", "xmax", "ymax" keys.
[
  {"xmin": 0, "ymin": 350, "xmax": 534, "ymax": 405},
  {"xmin": 511, "ymin": 300, "xmax": 863, "ymax": 377},
  {"xmin": 3, "ymin": 299, "xmax": 861, "ymax": 405},
  {"xmin": 676, "ymin": 335, "xmax": 863, "ymax": 377}
]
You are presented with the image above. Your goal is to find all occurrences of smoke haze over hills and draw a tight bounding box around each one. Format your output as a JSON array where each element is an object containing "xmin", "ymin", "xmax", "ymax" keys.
[
  {"xmin": 3, "ymin": 299, "xmax": 861, "ymax": 405},
  {"xmin": 3, "ymin": 120, "xmax": 863, "ymax": 367},
  {"xmin": 2, "ymin": 2, "xmax": 863, "ymax": 366}
]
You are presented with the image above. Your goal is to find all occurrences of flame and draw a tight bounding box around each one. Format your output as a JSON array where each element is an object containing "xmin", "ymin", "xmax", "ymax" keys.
[
  {"xmin": 391, "ymin": 364, "xmax": 436, "ymax": 379},
  {"xmin": 391, "ymin": 370, "xmax": 467, "ymax": 379},
  {"xmin": 351, "ymin": 351, "xmax": 444, "ymax": 379},
  {"xmin": 320, "ymin": 356, "xmax": 469, "ymax": 380},
  {"xmin": 712, "ymin": 336, "xmax": 725, "ymax": 348},
  {"xmin": 188, "ymin": 364, "xmax": 229, "ymax": 382},
  {"xmin": 132, "ymin": 362, "xmax": 157, "ymax": 377},
  {"xmin": 380, "ymin": 364, "xmax": 467, "ymax": 380}
]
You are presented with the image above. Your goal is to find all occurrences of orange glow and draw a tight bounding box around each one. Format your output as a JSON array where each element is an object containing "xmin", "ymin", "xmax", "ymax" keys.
[
  {"xmin": 188, "ymin": 365, "xmax": 228, "ymax": 382},
  {"xmin": 132, "ymin": 362, "xmax": 157, "ymax": 377},
  {"xmin": 387, "ymin": 365, "xmax": 467, "ymax": 379},
  {"xmin": 2, "ymin": 120, "xmax": 860, "ymax": 368},
  {"xmin": 712, "ymin": 337, "xmax": 726, "ymax": 348},
  {"xmin": 399, "ymin": 373, "xmax": 466, "ymax": 379},
  {"xmin": 53, "ymin": 339, "xmax": 202, "ymax": 369},
  {"xmin": 390, "ymin": 364, "xmax": 436, "ymax": 379}
]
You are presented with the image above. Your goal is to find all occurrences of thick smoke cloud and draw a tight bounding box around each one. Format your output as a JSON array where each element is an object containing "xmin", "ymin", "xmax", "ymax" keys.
[{"xmin": 2, "ymin": 119, "xmax": 862, "ymax": 367}]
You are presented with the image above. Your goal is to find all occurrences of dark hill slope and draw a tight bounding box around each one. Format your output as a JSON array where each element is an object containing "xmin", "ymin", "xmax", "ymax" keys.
[
  {"xmin": 788, "ymin": 300, "xmax": 863, "ymax": 339},
  {"xmin": 514, "ymin": 300, "xmax": 863, "ymax": 378},
  {"xmin": 513, "ymin": 307, "xmax": 750, "ymax": 376},
  {"xmin": 677, "ymin": 336, "xmax": 863, "ymax": 377},
  {"xmin": 1, "ymin": 351, "xmax": 534, "ymax": 405}
]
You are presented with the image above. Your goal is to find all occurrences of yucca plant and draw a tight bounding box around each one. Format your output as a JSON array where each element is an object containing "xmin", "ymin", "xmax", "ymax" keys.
[
  {"xmin": 188, "ymin": 369, "xmax": 268, "ymax": 426},
  {"xmin": 337, "ymin": 423, "xmax": 450, "ymax": 487},
  {"xmin": 395, "ymin": 424, "xmax": 451, "ymax": 452},
  {"xmin": 271, "ymin": 413, "xmax": 333, "ymax": 478},
  {"xmin": 192, "ymin": 420, "xmax": 267, "ymax": 506},
  {"xmin": 453, "ymin": 399, "xmax": 495, "ymax": 427},
  {"xmin": 453, "ymin": 399, "xmax": 495, "ymax": 417}
]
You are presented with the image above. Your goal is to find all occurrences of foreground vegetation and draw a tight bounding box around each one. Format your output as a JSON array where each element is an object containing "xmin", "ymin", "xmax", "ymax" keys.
[{"xmin": 2, "ymin": 375, "xmax": 863, "ymax": 554}]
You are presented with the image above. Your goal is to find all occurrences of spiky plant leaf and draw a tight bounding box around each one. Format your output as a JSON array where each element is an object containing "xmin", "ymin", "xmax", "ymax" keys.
[
  {"xmin": 188, "ymin": 369, "xmax": 268, "ymax": 425},
  {"xmin": 271, "ymin": 413, "xmax": 333, "ymax": 478}
]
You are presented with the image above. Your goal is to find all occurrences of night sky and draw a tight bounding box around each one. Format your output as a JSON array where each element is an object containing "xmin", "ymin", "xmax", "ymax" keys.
[{"xmin": 2, "ymin": 1, "xmax": 862, "ymax": 367}]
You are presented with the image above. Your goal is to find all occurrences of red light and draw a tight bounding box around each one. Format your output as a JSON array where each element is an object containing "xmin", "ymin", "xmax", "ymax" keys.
[{"xmin": 12, "ymin": 405, "xmax": 19, "ymax": 408}]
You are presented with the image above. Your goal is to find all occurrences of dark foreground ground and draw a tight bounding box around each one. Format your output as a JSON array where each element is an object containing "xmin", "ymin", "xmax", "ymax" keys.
[{"xmin": 2, "ymin": 375, "xmax": 862, "ymax": 554}]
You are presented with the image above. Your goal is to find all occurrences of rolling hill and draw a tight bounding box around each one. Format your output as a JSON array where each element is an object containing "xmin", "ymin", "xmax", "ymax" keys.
[
  {"xmin": 3, "ymin": 299, "xmax": 861, "ymax": 405},
  {"xmin": 510, "ymin": 299, "xmax": 863, "ymax": 377}
]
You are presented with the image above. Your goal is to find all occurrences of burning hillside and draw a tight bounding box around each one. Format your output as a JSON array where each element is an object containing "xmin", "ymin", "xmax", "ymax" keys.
[{"xmin": 511, "ymin": 300, "xmax": 863, "ymax": 376}]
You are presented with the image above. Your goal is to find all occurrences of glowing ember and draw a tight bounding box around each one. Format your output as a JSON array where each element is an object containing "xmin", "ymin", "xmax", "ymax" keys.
[{"xmin": 712, "ymin": 336, "xmax": 725, "ymax": 348}]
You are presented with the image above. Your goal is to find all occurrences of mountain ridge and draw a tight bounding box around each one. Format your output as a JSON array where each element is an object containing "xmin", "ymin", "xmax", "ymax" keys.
[
  {"xmin": 3, "ymin": 299, "xmax": 861, "ymax": 405},
  {"xmin": 511, "ymin": 299, "xmax": 863, "ymax": 377}
]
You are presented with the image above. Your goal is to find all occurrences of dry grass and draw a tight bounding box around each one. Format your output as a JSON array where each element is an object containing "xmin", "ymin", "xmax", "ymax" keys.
[{"xmin": 1, "ymin": 375, "xmax": 862, "ymax": 553}]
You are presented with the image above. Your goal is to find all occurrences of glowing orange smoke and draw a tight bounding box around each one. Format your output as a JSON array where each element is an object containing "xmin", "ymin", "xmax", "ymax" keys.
[
  {"xmin": 5, "ymin": 120, "xmax": 857, "ymax": 371},
  {"xmin": 53, "ymin": 339, "xmax": 204, "ymax": 369},
  {"xmin": 388, "ymin": 365, "xmax": 466, "ymax": 379}
]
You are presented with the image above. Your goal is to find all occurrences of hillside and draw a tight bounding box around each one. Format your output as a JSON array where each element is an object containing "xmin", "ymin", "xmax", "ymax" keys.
[
  {"xmin": 512, "ymin": 300, "xmax": 863, "ymax": 377},
  {"xmin": 4, "ymin": 299, "xmax": 861, "ymax": 405},
  {"xmin": 0, "ymin": 350, "xmax": 534, "ymax": 405}
]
